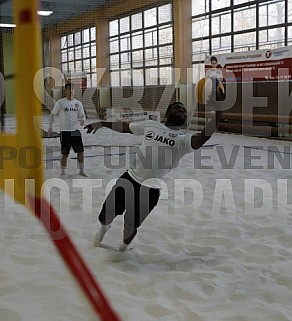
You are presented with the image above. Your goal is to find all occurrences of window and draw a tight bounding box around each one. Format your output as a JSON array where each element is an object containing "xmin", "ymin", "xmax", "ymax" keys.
[
  {"xmin": 259, "ymin": 0, "xmax": 285, "ymax": 27},
  {"xmin": 233, "ymin": 6, "xmax": 256, "ymax": 32},
  {"xmin": 288, "ymin": 26, "xmax": 292, "ymax": 45},
  {"xmin": 192, "ymin": 0, "xmax": 291, "ymax": 82},
  {"xmin": 61, "ymin": 27, "xmax": 96, "ymax": 87},
  {"xmin": 109, "ymin": 3, "xmax": 173, "ymax": 86}
]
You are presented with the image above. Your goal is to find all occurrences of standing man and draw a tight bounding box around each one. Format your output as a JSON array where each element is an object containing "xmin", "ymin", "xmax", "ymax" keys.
[
  {"xmin": 48, "ymin": 82, "xmax": 87, "ymax": 177},
  {"xmin": 85, "ymin": 102, "xmax": 222, "ymax": 252}
]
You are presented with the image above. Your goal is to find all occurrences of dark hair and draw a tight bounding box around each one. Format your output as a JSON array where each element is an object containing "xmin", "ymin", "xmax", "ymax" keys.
[
  {"xmin": 166, "ymin": 102, "xmax": 186, "ymax": 114},
  {"xmin": 65, "ymin": 82, "xmax": 74, "ymax": 90},
  {"xmin": 210, "ymin": 56, "xmax": 218, "ymax": 63}
]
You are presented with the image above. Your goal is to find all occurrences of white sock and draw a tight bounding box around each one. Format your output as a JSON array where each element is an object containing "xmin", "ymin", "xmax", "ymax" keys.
[
  {"xmin": 93, "ymin": 224, "xmax": 111, "ymax": 246},
  {"xmin": 78, "ymin": 162, "xmax": 86, "ymax": 176},
  {"xmin": 60, "ymin": 164, "xmax": 66, "ymax": 174}
]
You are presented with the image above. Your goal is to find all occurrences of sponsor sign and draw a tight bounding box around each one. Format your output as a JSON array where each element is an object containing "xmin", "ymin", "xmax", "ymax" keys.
[{"xmin": 205, "ymin": 46, "xmax": 292, "ymax": 82}]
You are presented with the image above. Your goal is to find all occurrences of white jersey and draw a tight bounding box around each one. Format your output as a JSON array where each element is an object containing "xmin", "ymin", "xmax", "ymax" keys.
[
  {"xmin": 51, "ymin": 98, "xmax": 86, "ymax": 131},
  {"xmin": 206, "ymin": 69, "xmax": 223, "ymax": 81},
  {"xmin": 128, "ymin": 120, "xmax": 193, "ymax": 188}
]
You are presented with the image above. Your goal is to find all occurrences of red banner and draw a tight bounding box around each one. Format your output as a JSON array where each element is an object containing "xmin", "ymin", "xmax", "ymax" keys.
[{"xmin": 205, "ymin": 46, "xmax": 292, "ymax": 82}]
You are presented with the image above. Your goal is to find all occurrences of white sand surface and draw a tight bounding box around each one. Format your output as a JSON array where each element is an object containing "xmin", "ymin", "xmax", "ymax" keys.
[{"xmin": 1, "ymin": 117, "xmax": 292, "ymax": 321}]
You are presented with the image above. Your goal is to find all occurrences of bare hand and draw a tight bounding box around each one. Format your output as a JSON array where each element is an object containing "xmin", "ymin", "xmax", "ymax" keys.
[{"xmin": 79, "ymin": 119, "xmax": 85, "ymax": 126}]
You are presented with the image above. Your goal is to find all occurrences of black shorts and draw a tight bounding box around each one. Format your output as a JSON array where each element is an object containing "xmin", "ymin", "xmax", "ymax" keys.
[
  {"xmin": 99, "ymin": 171, "xmax": 160, "ymax": 229},
  {"xmin": 60, "ymin": 130, "xmax": 84, "ymax": 155}
]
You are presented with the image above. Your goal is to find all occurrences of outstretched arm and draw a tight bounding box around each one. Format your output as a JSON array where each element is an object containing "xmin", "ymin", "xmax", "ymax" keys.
[
  {"xmin": 84, "ymin": 121, "xmax": 133, "ymax": 134},
  {"xmin": 47, "ymin": 113, "xmax": 55, "ymax": 136},
  {"xmin": 191, "ymin": 111, "xmax": 222, "ymax": 150}
]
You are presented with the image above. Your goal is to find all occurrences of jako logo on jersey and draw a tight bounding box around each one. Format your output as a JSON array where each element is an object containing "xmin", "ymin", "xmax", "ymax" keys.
[
  {"xmin": 145, "ymin": 131, "xmax": 155, "ymax": 140},
  {"xmin": 145, "ymin": 131, "xmax": 175, "ymax": 146},
  {"xmin": 65, "ymin": 107, "xmax": 78, "ymax": 111}
]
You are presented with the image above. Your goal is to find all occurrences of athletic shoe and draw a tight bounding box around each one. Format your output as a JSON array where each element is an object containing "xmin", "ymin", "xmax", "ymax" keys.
[
  {"xmin": 117, "ymin": 242, "xmax": 129, "ymax": 252},
  {"xmin": 79, "ymin": 170, "xmax": 87, "ymax": 177},
  {"xmin": 93, "ymin": 224, "xmax": 111, "ymax": 247}
]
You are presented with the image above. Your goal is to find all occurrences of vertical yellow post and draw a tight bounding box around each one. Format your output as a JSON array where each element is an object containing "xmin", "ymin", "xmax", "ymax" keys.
[{"xmin": 13, "ymin": 0, "xmax": 44, "ymax": 204}]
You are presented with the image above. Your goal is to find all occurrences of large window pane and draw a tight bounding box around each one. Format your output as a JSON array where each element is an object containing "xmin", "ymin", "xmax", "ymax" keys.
[
  {"xmin": 234, "ymin": 32, "xmax": 256, "ymax": 50},
  {"xmin": 62, "ymin": 63, "xmax": 68, "ymax": 73},
  {"xmin": 159, "ymin": 26, "xmax": 173, "ymax": 44},
  {"xmin": 75, "ymin": 60, "xmax": 82, "ymax": 72},
  {"xmin": 111, "ymin": 71, "xmax": 120, "ymax": 87},
  {"xmin": 110, "ymin": 38, "xmax": 119, "ymax": 53},
  {"xmin": 68, "ymin": 48, "xmax": 74, "ymax": 61},
  {"xmin": 121, "ymin": 70, "xmax": 131, "ymax": 86},
  {"xmin": 120, "ymin": 17, "xmax": 130, "ymax": 33},
  {"xmin": 259, "ymin": 5, "xmax": 268, "ymax": 27},
  {"xmin": 110, "ymin": 20, "xmax": 119, "ymax": 37},
  {"xmin": 61, "ymin": 37, "xmax": 67, "ymax": 49},
  {"xmin": 144, "ymin": 8, "xmax": 157, "ymax": 28},
  {"xmin": 259, "ymin": 30, "xmax": 268, "ymax": 45},
  {"xmin": 131, "ymin": 13, "xmax": 142, "ymax": 30},
  {"xmin": 145, "ymin": 68, "xmax": 158, "ymax": 85},
  {"xmin": 83, "ymin": 29, "xmax": 90, "ymax": 43},
  {"xmin": 68, "ymin": 34, "xmax": 74, "ymax": 47},
  {"xmin": 289, "ymin": 1, "xmax": 292, "ymax": 22},
  {"xmin": 160, "ymin": 45, "xmax": 173, "ymax": 65},
  {"xmin": 212, "ymin": 12, "xmax": 231, "ymax": 35},
  {"xmin": 91, "ymin": 58, "xmax": 96, "ymax": 70},
  {"xmin": 91, "ymin": 45, "xmax": 96, "ymax": 57},
  {"xmin": 145, "ymin": 28, "xmax": 157, "ymax": 47},
  {"xmin": 132, "ymin": 50, "xmax": 143, "ymax": 68},
  {"xmin": 83, "ymin": 45, "xmax": 90, "ymax": 58},
  {"xmin": 212, "ymin": 36, "xmax": 231, "ymax": 51},
  {"xmin": 132, "ymin": 31, "xmax": 143, "ymax": 49},
  {"xmin": 110, "ymin": 54, "xmax": 120, "ymax": 70},
  {"xmin": 75, "ymin": 46, "xmax": 82, "ymax": 60},
  {"xmin": 62, "ymin": 51, "xmax": 68, "ymax": 62},
  {"xmin": 288, "ymin": 26, "xmax": 292, "ymax": 45},
  {"xmin": 234, "ymin": 6, "xmax": 256, "ymax": 32},
  {"xmin": 160, "ymin": 67, "xmax": 173, "ymax": 85},
  {"xmin": 132, "ymin": 70, "xmax": 144, "ymax": 86},
  {"xmin": 259, "ymin": 27, "xmax": 285, "ymax": 47},
  {"xmin": 75, "ymin": 32, "xmax": 81, "ymax": 46},
  {"xmin": 267, "ymin": 27, "xmax": 285, "ymax": 43},
  {"xmin": 192, "ymin": 17, "xmax": 209, "ymax": 38},
  {"xmin": 90, "ymin": 27, "xmax": 96, "ymax": 41},
  {"xmin": 192, "ymin": 63, "xmax": 205, "ymax": 82},
  {"xmin": 120, "ymin": 35, "xmax": 130, "ymax": 51},
  {"xmin": 192, "ymin": 39, "xmax": 209, "ymax": 61},
  {"xmin": 91, "ymin": 74, "xmax": 97, "ymax": 87},
  {"xmin": 68, "ymin": 61, "xmax": 74, "ymax": 72},
  {"xmin": 259, "ymin": 1, "xmax": 285, "ymax": 27},
  {"xmin": 158, "ymin": 4, "xmax": 172, "ymax": 23},
  {"xmin": 145, "ymin": 48, "xmax": 157, "ymax": 66},
  {"xmin": 211, "ymin": 0, "xmax": 230, "ymax": 11},
  {"xmin": 121, "ymin": 52, "xmax": 131, "ymax": 69},
  {"xmin": 192, "ymin": 0, "xmax": 209, "ymax": 16}
]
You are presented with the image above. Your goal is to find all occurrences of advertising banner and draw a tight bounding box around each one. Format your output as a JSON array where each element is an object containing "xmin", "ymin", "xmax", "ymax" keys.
[{"xmin": 205, "ymin": 46, "xmax": 292, "ymax": 82}]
